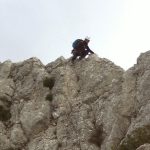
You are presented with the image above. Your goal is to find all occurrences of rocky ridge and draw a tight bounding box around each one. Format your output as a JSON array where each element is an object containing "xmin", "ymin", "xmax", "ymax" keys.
[{"xmin": 0, "ymin": 52, "xmax": 150, "ymax": 150}]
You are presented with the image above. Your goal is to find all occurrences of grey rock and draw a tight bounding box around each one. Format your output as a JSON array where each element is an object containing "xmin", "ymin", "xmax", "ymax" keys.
[
  {"xmin": 136, "ymin": 144, "xmax": 150, "ymax": 150},
  {"xmin": 10, "ymin": 123, "xmax": 28, "ymax": 149},
  {"xmin": 0, "ymin": 60, "xmax": 12, "ymax": 79},
  {"xmin": 0, "ymin": 52, "xmax": 150, "ymax": 149},
  {"xmin": 20, "ymin": 100, "xmax": 50, "ymax": 138},
  {"xmin": 0, "ymin": 121, "xmax": 11, "ymax": 150}
]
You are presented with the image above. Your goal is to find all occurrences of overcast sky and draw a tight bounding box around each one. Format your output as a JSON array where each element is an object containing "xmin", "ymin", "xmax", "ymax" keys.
[{"xmin": 0, "ymin": 0, "xmax": 150, "ymax": 70}]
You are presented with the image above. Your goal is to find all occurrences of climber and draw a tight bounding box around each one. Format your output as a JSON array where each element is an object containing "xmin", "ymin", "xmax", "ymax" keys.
[{"xmin": 71, "ymin": 37, "xmax": 94, "ymax": 62}]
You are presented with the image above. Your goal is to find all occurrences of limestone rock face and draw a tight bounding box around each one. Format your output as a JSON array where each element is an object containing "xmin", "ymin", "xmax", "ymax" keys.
[
  {"xmin": 136, "ymin": 144, "xmax": 150, "ymax": 150},
  {"xmin": 0, "ymin": 52, "xmax": 150, "ymax": 150}
]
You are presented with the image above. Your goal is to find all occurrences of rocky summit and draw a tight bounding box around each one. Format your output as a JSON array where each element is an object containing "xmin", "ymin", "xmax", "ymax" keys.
[{"xmin": 0, "ymin": 52, "xmax": 150, "ymax": 150}]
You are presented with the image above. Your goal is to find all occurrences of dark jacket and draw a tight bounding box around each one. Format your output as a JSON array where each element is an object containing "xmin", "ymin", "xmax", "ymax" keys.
[{"xmin": 75, "ymin": 40, "xmax": 94, "ymax": 54}]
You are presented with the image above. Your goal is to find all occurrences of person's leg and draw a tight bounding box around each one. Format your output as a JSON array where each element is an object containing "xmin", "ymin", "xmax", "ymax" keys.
[
  {"xmin": 71, "ymin": 50, "xmax": 78, "ymax": 63},
  {"xmin": 79, "ymin": 50, "xmax": 88, "ymax": 60},
  {"xmin": 71, "ymin": 55, "xmax": 77, "ymax": 62}
]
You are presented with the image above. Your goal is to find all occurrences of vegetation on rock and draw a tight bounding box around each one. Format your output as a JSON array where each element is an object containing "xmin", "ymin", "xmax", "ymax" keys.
[
  {"xmin": 118, "ymin": 125, "xmax": 150, "ymax": 150},
  {"xmin": 43, "ymin": 77, "xmax": 55, "ymax": 89}
]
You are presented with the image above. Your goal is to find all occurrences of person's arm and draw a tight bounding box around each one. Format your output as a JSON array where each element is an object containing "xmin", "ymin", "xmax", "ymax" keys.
[{"xmin": 86, "ymin": 45, "xmax": 94, "ymax": 54}]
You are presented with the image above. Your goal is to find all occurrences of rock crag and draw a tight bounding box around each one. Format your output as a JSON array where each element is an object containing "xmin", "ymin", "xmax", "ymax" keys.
[{"xmin": 0, "ymin": 52, "xmax": 150, "ymax": 150}]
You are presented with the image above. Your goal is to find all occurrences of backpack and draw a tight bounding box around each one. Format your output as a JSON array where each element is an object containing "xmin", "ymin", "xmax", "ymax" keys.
[{"xmin": 72, "ymin": 39, "xmax": 83, "ymax": 49}]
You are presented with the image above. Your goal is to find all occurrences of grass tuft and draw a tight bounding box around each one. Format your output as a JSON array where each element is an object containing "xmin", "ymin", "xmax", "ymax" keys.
[{"xmin": 43, "ymin": 77, "xmax": 55, "ymax": 89}]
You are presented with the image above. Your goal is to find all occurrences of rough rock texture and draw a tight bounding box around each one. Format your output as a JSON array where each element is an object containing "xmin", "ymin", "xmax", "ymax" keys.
[
  {"xmin": 0, "ymin": 51, "xmax": 150, "ymax": 150},
  {"xmin": 136, "ymin": 144, "xmax": 150, "ymax": 150}
]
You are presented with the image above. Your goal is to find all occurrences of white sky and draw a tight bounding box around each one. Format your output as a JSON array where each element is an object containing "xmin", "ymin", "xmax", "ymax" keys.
[{"xmin": 0, "ymin": 0, "xmax": 150, "ymax": 70}]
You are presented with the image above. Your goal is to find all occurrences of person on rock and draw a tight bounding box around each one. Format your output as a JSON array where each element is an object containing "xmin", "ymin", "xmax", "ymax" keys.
[{"xmin": 71, "ymin": 37, "xmax": 94, "ymax": 62}]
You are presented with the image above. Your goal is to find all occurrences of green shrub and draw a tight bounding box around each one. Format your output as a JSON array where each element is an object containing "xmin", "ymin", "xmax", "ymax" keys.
[
  {"xmin": 0, "ymin": 96, "xmax": 11, "ymax": 121},
  {"xmin": 118, "ymin": 125, "xmax": 150, "ymax": 150},
  {"xmin": 0, "ymin": 96, "xmax": 12, "ymax": 107},
  {"xmin": 88, "ymin": 124, "xmax": 104, "ymax": 148},
  {"xmin": 43, "ymin": 77, "xmax": 55, "ymax": 89},
  {"xmin": 0, "ymin": 105, "xmax": 11, "ymax": 121},
  {"xmin": 45, "ymin": 93, "xmax": 53, "ymax": 101}
]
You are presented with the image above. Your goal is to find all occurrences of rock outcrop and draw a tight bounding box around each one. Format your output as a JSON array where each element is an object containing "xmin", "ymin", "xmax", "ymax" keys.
[{"xmin": 0, "ymin": 52, "xmax": 150, "ymax": 150}]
